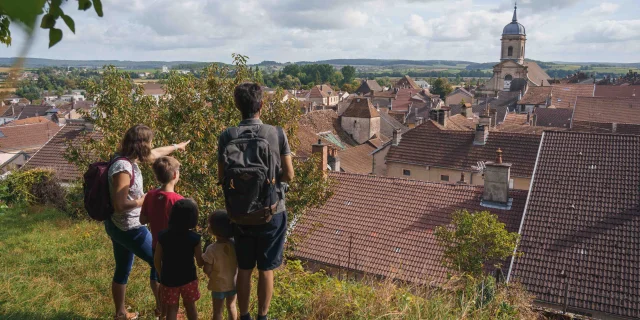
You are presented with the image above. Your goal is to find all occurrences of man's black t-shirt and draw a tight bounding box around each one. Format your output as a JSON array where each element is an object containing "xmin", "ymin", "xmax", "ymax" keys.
[
  {"xmin": 158, "ymin": 229, "xmax": 201, "ymax": 287},
  {"xmin": 217, "ymin": 118, "xmax": 291, "ymax": 214}
]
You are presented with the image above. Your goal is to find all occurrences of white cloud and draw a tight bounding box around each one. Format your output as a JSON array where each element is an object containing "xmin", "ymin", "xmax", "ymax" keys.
[
  {"xmin": 573, "ymin": 20, "xmax": 640, "ymax": 43},
  {"xmin": 583, "ymin": 2, "xmax": 620, "ymax": 16},
  {"xmin": 3, "ymin": 0, "xmax": 639, "ymax": 63}
]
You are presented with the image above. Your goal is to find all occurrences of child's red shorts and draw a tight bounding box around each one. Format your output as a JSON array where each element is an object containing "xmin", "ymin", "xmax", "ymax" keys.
[{"xmin": 160, "ymin": 280, "xmax": 200, "ymax": 305}]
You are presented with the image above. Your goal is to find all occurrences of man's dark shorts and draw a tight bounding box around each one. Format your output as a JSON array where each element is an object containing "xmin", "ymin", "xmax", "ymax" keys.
[{"xmin": 234, "ymin": 211, "xmax": 287, "ymax": 271}]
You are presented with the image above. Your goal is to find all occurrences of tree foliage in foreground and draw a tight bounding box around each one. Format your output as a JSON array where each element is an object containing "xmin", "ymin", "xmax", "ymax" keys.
[
  {"xmin": 434, "ymin": 210, "xmax": 520, "ymax": 278},
  {"xmin": 66, "ymin": 54, "xmax": 333, "ymax": 227},
  {"xmin": 0, "ymin": 0, "xmax": 103, "ymax": 47},
  {"xmin": 430, "ymin": 77, "xmax": 454, "ymax": 99}
]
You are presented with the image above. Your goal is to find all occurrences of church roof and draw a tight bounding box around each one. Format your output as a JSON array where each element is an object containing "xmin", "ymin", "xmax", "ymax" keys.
[
  {"xmin": 503, "ymin": 5, "xmax": 525, "ymax": 36},
  {"xmin": 523, "ymin": 61, "xmax": 552, "ymax": 87}
]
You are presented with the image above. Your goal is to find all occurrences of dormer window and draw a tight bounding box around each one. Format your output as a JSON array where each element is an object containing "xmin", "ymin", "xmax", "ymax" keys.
[{"xmin": 508, "ymin": 46, "xmax": 513, "ymax": 56}]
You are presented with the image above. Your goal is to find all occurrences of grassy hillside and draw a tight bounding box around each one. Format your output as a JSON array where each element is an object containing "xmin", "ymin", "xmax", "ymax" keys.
[{"xmin": 0, "ymin": 207, "xmax": 538, "ymax": 319}]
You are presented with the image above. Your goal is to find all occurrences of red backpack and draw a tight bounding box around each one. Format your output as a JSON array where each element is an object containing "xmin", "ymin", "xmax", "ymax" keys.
[{"xmin": 83, "ymin": 157, "xmax": 134, "ymax": 221}]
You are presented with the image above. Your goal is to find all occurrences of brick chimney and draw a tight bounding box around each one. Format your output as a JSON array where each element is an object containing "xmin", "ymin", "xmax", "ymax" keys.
[
  {"xmin": 392, "ymin": 128, "xmax": 402, "ymax": 146},
  {"xmin": 328, "ymin": 147, "xmax": 341, "ymax": 172},
  {"xmin": 456, "ymin": 172, "xmax": 467, "ymax": 185},
  {"xmin": 474, "ymin": 124, "xmax": 489, "ymax": 146},
  {"xmin": 312, "ymin": 139, "xmax": 328, "ymax": 172},
  {"xmin": 489, "ymin": 109, "xmax": 498, "ymax": 128},
  {"xmin": 482, "ymin": 148, "xmax": 512, "ymax": 207}
]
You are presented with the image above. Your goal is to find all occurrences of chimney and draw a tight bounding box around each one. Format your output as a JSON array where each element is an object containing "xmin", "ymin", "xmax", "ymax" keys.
[
  {"xmin": 392, "ymin": 128, "xmax": 402, "ymax": 146},
  {"xmin": 526, "ymin": 112, "xmax": 530, "ymax": 124},
  {"xmin": 474, "ymin": 124, "xmax": 489, "ymax": 145},
  {"xmin": 462, "ymin": 103, "xmax": 473, "ymax": 119},
  {"xmin": 328, "ymin": 148, "xmax": 341, "ymax": 172},
  {"xmin": 490, "ymin": 109, "xmax": 497, "ymax": 127},
  {"xmin": 312, "ymin": 139, "xmax": 328, "ymax": 173},
  {"xmin": 457, "ymin": 172, "xmax": 467, "ymax": 185},
  {"xmin": 482, "ymin": 148, "xmax": 512, "ymax": 206},
  {"xmin": 533, "ymin": 112, "xmax": 537, "ymax": 126}
]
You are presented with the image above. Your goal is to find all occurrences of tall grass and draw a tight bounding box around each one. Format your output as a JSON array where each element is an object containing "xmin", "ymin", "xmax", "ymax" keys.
[{"xmin": 0, "ymin": 207, "xmax": 538, "ymax": 319}]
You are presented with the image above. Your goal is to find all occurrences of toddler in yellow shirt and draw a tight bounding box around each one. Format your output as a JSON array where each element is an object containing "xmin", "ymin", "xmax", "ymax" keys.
[{"xmin": 203, "ymin": 210, "xmax": 238, "ymax": 320}]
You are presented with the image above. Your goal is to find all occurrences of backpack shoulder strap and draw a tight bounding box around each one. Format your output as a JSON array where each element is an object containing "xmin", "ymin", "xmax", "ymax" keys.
[
  {"xmin": 256, "ymin": 124, "xmax": 276, "ymax": 139},
  {"xmin": 227, "ymin": 127, "xmax": 240, "ymax": 140}
]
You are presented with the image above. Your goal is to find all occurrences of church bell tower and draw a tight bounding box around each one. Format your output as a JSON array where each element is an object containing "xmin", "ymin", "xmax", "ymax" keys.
[{"xmin": 500, "ymin": 4, "xmax": 526, "ymax": 64}]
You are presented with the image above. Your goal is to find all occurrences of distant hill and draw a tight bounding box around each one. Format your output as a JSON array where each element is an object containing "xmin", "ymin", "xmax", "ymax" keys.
[{"xmin": 1, "ymin": 57, "xmax": 638, "ymax": 72}]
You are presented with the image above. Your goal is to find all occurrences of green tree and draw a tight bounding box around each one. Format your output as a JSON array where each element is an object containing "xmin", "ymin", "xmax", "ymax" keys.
[
  {"xmin": 431, "ymin": 77, "xmax": 454, "ymax": 98},
  {"xmin": 434, "ymin": 210, "xmax": 520, "ymax": 277},
  {"xmin": 341, "ymin": 65, "xmax": 356, "ymax": 85},
  {"xmin": 0, "ymin": 0, "xmax": 104, "ymax": 47},
  {"xmin": 66, "ymin": 55, "xmax": 333, "ymax": 228}
]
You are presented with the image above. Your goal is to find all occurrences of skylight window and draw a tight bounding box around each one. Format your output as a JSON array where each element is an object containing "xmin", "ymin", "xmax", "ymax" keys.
[{"xmin": 0, "ymin": 131, "xmax": 5, "ymax": 138}]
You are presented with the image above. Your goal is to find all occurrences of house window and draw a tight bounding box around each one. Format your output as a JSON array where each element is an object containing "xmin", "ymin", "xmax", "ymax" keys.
[
  {"xmin": 403, "ymin": 169, "xmax": 411, "ymax": 176},
  {"xmin": 441, "ymin": 175, "xmax": 450, "ymax": 182},
  {"xmin": 508, "ymin": 46, "xmax": 513, "ymax": 56}
]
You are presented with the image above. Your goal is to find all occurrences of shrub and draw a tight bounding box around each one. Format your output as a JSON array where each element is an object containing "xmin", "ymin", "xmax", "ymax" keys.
[
  {"xmin": 0, "ymin": 169, "xmax": 67, "ymax": 210},
  {"xmin": 64, "ymin": 181, "xmax": 86, "ymax": 220}
]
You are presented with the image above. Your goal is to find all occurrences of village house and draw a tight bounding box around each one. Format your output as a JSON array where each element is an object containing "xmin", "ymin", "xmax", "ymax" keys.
[
  {"xmin": 354, "ymin": 79, "xmax": 383, "ymax": 95},
  {"xmin": 141, "ymin": 83, "xmax": 165, "ymax": 101},
  {"xmin": 292, "ymin": 147, "xmax": 526, "ymax": 284},
  {"xmin": 445, "ymin": 87, "xmax": 474, "ymax": 106},
  {"xmin": 394, "ymin": 75, "xmax": 421, "ymax": 89},
  {"xmin": 383, "ymin": 119, "xmax": 541, "ymax": 190},
  {"xmin": 594, "ymin": 85, "xmax": 638, "ymax": 99},
  {"xmin": 340, "ymin": 98, "xmax": 380, "ymax": 144},
  {"xmin": 308, "ymin": 84, "xmax": 339, "ymax": 107},
  {"xmin": 508, "ymin": 131, "xmax": 640, "ymax": 320},
  {"xmin": 0, "ymin": 104, "xmax": 57, "ymax": 124},
  {"xmin": 571, "ymin": 96, "xmax": 640, "ymax": 134}
]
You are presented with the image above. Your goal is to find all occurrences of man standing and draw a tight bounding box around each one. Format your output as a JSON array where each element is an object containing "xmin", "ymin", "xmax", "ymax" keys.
[{"xmin": 218, "ymin": 83, "xmax": 294, "ymax": 320}]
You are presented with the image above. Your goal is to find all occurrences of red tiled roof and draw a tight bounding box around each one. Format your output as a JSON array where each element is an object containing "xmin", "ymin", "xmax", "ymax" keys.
[
  {"xmin": 1, "ymin": 116, "xmax": 51, "ymax": 126},
  {"xmin": 292, "ymin": 172, "xmax": 527, "ymax": 284},
  {"xmin": 0, "ymin": 121, "xmax": 61, "ymax": 153},
  {"xmin": 523, "ymin": 61, "xmax": 552, "ymax": 87},
  {"xmin": 395, "ymin": 75, "xmax": 421, "ymax": 89},
  {"xmin": 296, "ymin": 110, "xmax": 359, "ymax": 158},
  {"xmin": 355, "ymin": 80, "xmax": 383, "ymax": 94},
  {"xmin": 338, "ymin": 144, "xmax": 375, "ymax": 174},
  {"xmin": 509, "ymin": 131, "xmax": 640, "ymax": 319},
  {"xmin": 342, "ymin": 98, "xmax": 380, "ymax": 118},
  {"xmin": 309, "ymin": 84, "xmax": 337, "ymax": 99},
  {"xmin": 446, "ymin": 87, "xmax": 473, "ymax": 98},
  {"xmin": 573, "ymin": 96, "xmax": 640, "ymax": 124},
  {"xmin": 23, "ymin": 123, "xmax": 102, "ymax": 182},
  {"xmin": 533, "ymin": 108, "xmax": 573, "ymax": 128},
  {"xmin": 549, "ymin": 84, "xmax": 594, "ymax": 108},
  {"xmin": 518, "ymin": 86, "xmax": 552, "ymax": 105},
  {"xmin": 594, "ymin": 85, "xmax": 640, "ymax": 99},
  {"xmin": 386, "ymin": 121, "xmax": 541, "ymax": 177},
  {"xmin": 141, "ymin": 83, "xmax": 165, "ymax": 96}
]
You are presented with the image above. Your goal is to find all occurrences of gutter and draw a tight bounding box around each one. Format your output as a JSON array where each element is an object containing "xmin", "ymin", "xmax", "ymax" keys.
[{"xmin": 506, "ymin": 131, "xmax": 545, "ymax": 282}]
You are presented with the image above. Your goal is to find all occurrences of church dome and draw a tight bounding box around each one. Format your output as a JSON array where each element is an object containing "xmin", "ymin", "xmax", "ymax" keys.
[{"xmin": 503, "ymin": 5, "xmax": 525, "ymax": 36}]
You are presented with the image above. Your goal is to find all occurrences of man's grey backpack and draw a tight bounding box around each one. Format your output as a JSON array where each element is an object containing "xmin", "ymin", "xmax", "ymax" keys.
[{"xmin": 222, "ymin": 125, "xmax": 280, "ymax": 225}]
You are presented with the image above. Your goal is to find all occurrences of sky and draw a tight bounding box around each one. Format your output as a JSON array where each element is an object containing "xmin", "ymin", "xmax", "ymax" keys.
[{"xmin": 3, "ymin": 0, "xmax": 640, "ymax": 64}]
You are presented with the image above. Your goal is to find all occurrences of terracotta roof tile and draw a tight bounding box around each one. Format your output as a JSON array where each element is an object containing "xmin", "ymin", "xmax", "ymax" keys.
[
  {"xmin": 23, "ymin": 123, "xmax": 101, "ymax": 182},
  {"xmin": 338, "ymin": 144, "xmax": 375, "ymax": 174},
  {"xmin": 523, "ymin": 61, "xmax": 552, "ymax": 87},
  {"xmin": 550, "ymin": 84, "xmax": 595, "ymax": 108},
  {"xmin": 386, "ymin": 121, "xmax": 541, "ymax": 177},
  {"xmin": 594, "ymin": 85, "xmax": 640, "ymax": 99},
  {"xmin": 395, "ymin": 75, "xmax": 421, "ymax": 90},
  {"xmin": 510, "ymin": 131, "xmax": 640, "ymax": 319},
  {"xmin": 309, "ymin": 84, "xmax": 337, "ymax": 99},
  {"xmin": 573, "ymin": 96, "xmax": 640, "ymax": 124},
  {"xmin": 292, "ymin": 172, "xmax": 527, "ymax": 284},
  {"xmin": 342, "ymin": 98, "xmax": 380, "ymax": 118},
  {"xmin": 141, "ymin": 83, "xmax": 165, "ymax": 96},
  {"xmin": 0, "ymin": 121, "xmax": 61, "ymax": 153},
  {"xmin": 1, "ymin": 104, "xmax": 53, "ymax": 120},
  {"xmin": 534, "ymin": 108, "xmax": 573, "ymax": 128},
  {"xmin": 1, "ymin": 116, "xmax": 51, "ymax": 126},
  {"xmin": 356, "ymin": 80, "xmax": 383, "ymax": 94},
  {"xmin": 518, "ymin": 86, "xmax": 552, "ymax": 105}
]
